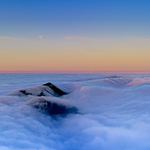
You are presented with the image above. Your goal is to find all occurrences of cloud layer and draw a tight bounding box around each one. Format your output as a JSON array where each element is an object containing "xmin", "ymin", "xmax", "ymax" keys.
[{"xmin": 1, "ymin": 74, "xmax": 150, "ymax": 150}]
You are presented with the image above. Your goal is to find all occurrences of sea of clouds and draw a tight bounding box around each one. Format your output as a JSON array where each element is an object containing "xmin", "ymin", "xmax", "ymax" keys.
[{"xmin": 1, "ymin": 73, "xmax": 150, "ymax": 150}]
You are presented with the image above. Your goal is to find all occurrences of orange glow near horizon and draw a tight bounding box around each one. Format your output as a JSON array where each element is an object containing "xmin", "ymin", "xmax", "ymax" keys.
[
  {"xmin": 1, "ymin": 0, "xmax": 150, "ymax": 74},
  {"xmin": 1, "ymin": 46, "xmax": 150, "ymax": 73}
]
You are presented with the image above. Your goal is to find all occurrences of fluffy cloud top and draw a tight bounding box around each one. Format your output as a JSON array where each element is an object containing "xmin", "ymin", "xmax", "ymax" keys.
[{"xmin": 0, "ymin": 74, "xmax": 150, "ymax": 150}]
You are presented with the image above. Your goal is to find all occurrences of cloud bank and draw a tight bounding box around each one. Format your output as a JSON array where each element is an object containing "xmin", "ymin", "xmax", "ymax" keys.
[
  {"xmin": 0, "ymin": 74, "xmax": 150, "ymax": 149},
  {"xmin": 64, "ymin": 36, "xmax": 104, "ymax": 43}
]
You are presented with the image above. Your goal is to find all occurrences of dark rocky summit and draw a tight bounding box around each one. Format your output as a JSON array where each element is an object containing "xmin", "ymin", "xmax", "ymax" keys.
[
  {"xmin": 10, "ymin": 82, "xmax": 78, "ymax": 117},
  {"xmin": 43, "ymin": 82, "xmax": 68, "ymax": 96},
  {"xmin": 20, "ymin": 90, "xmax": 33, "ymax": 96},
  {"xmin": 27, "ymin": 98, "xmax": 78, "ymax": 116},
  {"xmin": 10, "ymin": 82, "xmax": 68, "ymax": 97}
]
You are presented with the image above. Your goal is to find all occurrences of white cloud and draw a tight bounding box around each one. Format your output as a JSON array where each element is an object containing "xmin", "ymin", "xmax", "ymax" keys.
[
  {"xmin": 0, "ymin": 36, "xmax": 34, "ymax": 42},
  {"xmin": 64, "ymin": 36, "xmax": 104, "ymax": 43},
  {"xmin": 39, "ymin": 36, "xmax": 54, "ymax": 43},
  {"xmin": 135, "ymin": 39, "xmax": 150, "ymax": 43}
]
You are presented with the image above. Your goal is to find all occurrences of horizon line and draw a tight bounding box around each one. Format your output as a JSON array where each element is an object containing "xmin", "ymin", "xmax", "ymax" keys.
[{"xmin": 1, "ymin": 70, "xmax": 150, "ymax": 74}]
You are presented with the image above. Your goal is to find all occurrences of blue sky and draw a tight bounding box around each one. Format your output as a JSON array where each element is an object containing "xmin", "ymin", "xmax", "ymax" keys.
[
  {"xmin": 1, "ymin": 0, "xmax": 150, "ymax": 39},
  {"xmin": 0, "ymin": 0, "xmax": 150, "ymax": 72}
]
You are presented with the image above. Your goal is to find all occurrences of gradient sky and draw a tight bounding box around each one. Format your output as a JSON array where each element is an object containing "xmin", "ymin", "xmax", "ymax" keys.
[{"xmin": 1, "ymin": 0, "xmax": 150, "ymax": 73}]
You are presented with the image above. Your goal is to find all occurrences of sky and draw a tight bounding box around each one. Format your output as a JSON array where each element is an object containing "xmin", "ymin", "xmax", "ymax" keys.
[{"xmin": 0, "ymin": 0, "xmax": 150, "ymax": 73}]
